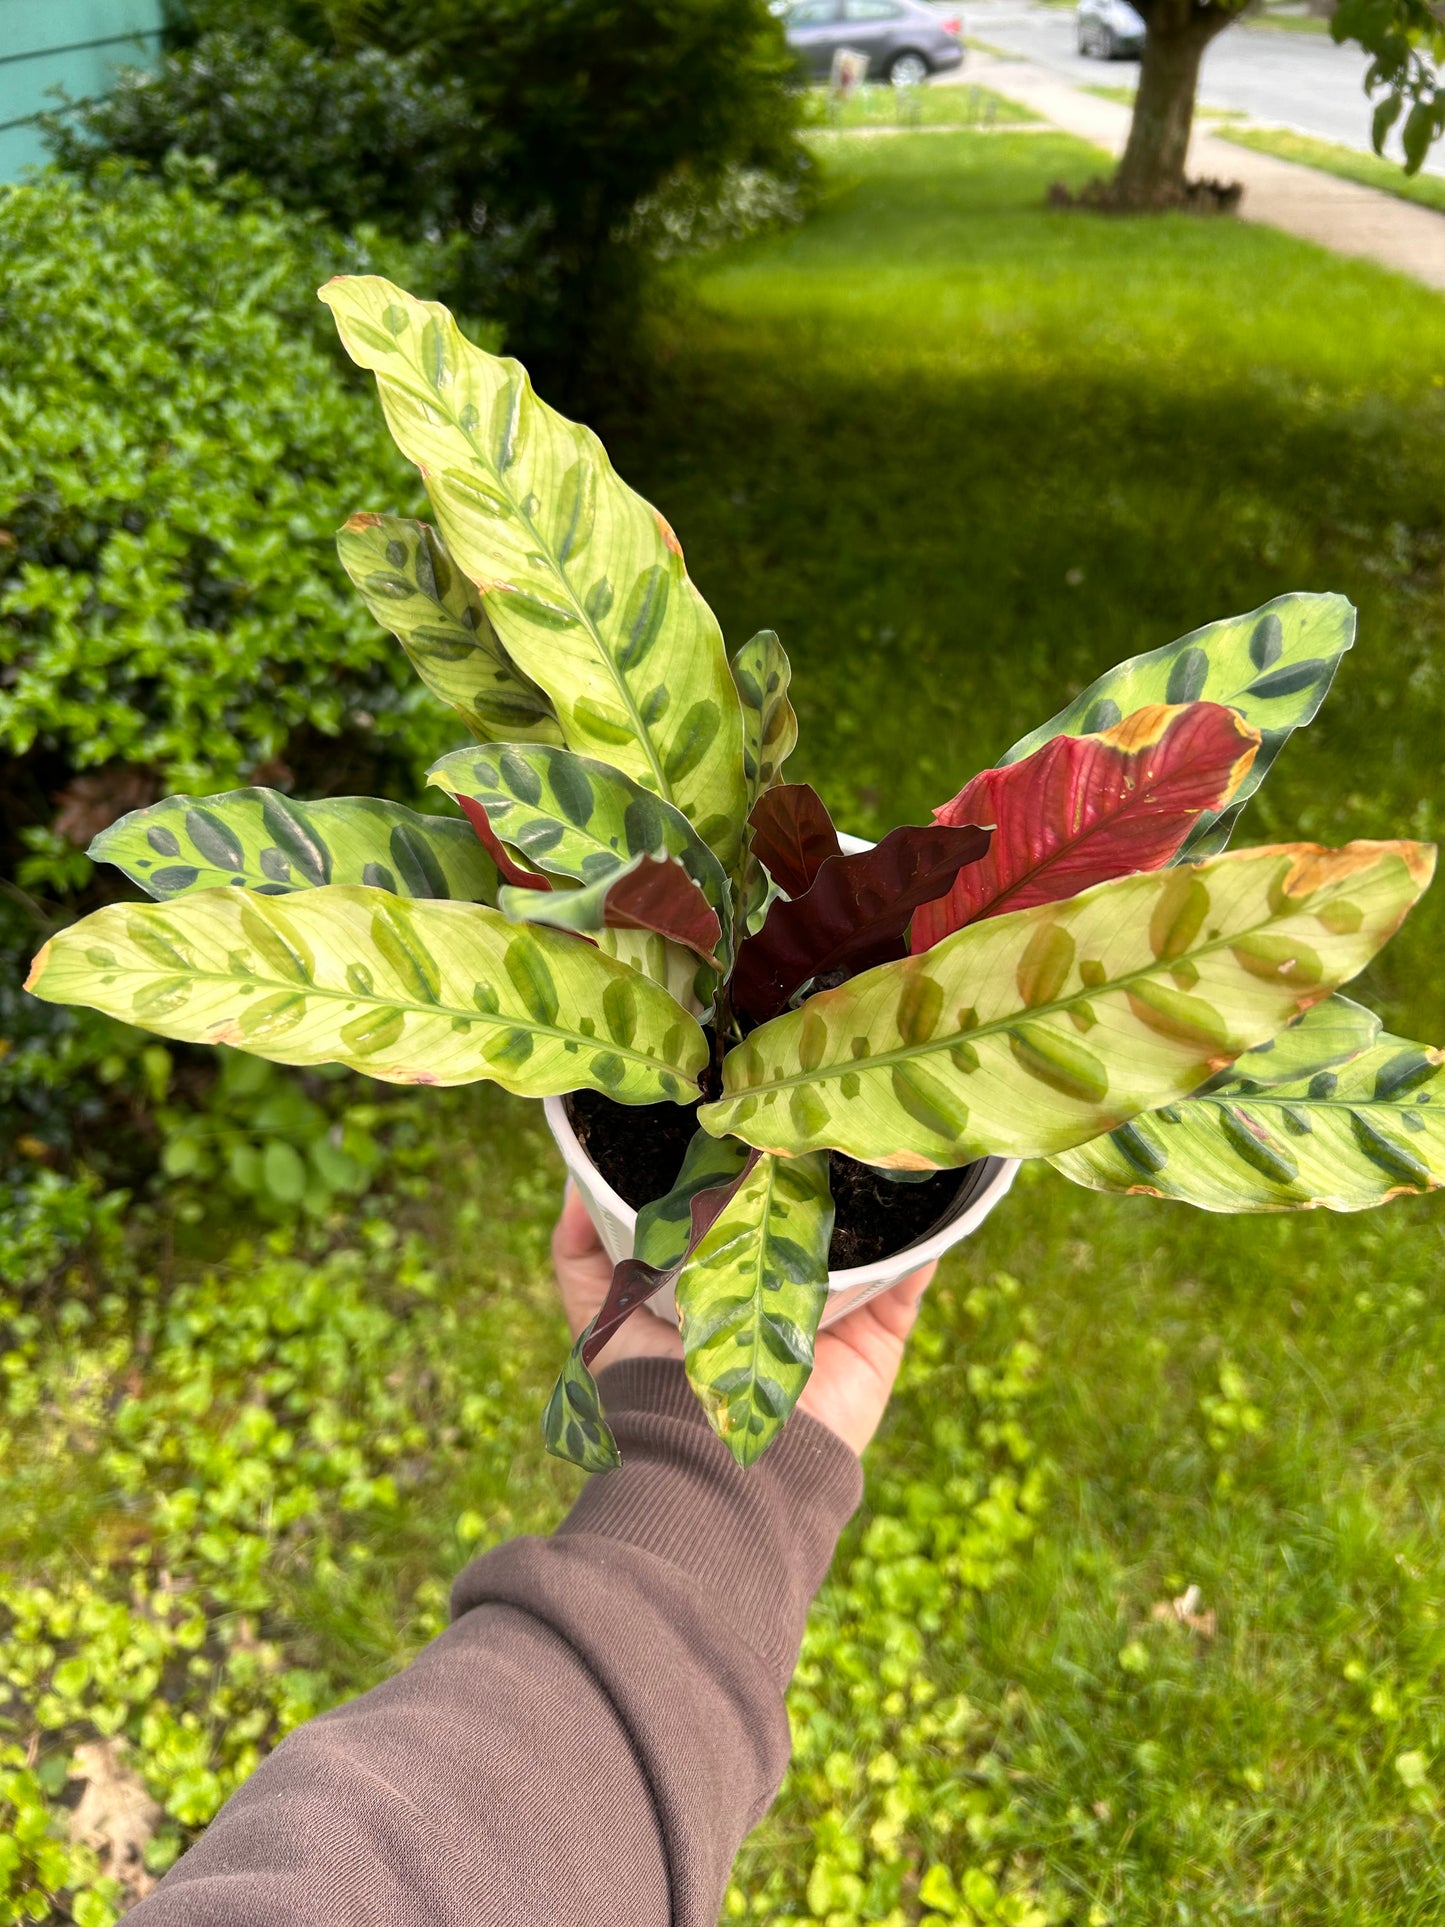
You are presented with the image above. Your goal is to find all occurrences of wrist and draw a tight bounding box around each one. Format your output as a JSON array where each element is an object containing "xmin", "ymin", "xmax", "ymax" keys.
[{"xmin": 555, "ymin": 1358, "xmax": 862, "ymax": 1682}]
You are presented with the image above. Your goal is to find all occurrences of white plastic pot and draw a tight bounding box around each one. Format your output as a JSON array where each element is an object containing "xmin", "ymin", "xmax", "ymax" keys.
[
  {"xmin": 542, "ymin": 827, "xmax": 1018, "ymax": 1324},
  {"xmin": 543, "ymin": 1092, "xmax": 1018, "ymax": 1327}
]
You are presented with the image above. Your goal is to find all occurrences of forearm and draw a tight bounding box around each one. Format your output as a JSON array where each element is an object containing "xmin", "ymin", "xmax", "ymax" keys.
[{"xmin": 128, "ymin": 1359, "xmax": 861, "ymax": 1927}]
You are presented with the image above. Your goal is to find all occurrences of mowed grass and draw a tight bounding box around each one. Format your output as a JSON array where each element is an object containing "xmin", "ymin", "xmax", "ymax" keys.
[
  {"xmin": 800, "ymin": 80, "xmax": 1038, "ymax": 131},
  {"xmin": 1219, "ymin": 123, "xmax": 1445, "ymax": 217},
  {"xmin": 589, "ymin": 129, "xmax": 1445, "ymax": 1919}
]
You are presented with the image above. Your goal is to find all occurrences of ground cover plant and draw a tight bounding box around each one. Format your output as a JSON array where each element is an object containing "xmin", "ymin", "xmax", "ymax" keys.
[
  {"xmin": 26, "ymin": 272, "xmax": 1445, "ymax": 1481},
  {"xmin": 9, "ymin": 123, "xmax": 1445, "ymax": 1925}
]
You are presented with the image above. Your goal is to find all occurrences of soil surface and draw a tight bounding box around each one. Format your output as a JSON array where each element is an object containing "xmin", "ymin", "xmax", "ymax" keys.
[{"xmin": 565, "ymin": 1088, "xmax": 974, "ymax": 1270}]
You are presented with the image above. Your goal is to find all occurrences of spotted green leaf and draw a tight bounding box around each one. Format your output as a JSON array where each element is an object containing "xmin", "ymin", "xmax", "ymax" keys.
[
  {"xmin": 544, "ymin": 1132, "xmax": 752, "ymax": 1473},
  {"xmin": 1001, "ymin": 594, "xmax": 1356, "ymax": 858},
  {"xmin": 676, "ymin": 1150, "xmax": 834, "ymax": 1466},
  {"xmin": 543, "ymin": 1343, "xmax": 623, "ymax": 1473},
  {"xmin": 320, "ymin": 278, "xmax": 748, "ymax": 865},
  {"xmin": 595, "ymin": 926, "xmax": 714, "ymax": 1017},
  {"xmin": 429, "ymin": 743, "xmax": 732, "ymax": 963},
  {"xmin": 698, "ymin": 840, "xmax": 1434, "ymax": 1169},
  {"xmin": 90, "ymin": 788, "xmax": 499, "ymax": 904},
  {"xmin": 732, "ymin": 629, "xmax": 798, "ymax": 803},
  {"xmin": 635, "ymin": 1130, "xmax": 755, "ymax": 1268},
  {"xmin": 1192, "ymin": 992, "xmax": 1381, "ymax": 1093},
  {"xmin": 26, "ymin": 887, "xmax": 705, "ymax": 1102},
  {"xmin": 1050, "ymin": 1015, "xmax": 1445, "ymax": 1212},
  {"xmin": 337, "ymin": 514, "xmax": 563, "ymax": 745}
]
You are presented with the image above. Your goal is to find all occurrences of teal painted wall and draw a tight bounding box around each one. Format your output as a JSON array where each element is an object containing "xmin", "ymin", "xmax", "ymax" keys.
[{"xmin": 1, "ymin": 0, "xmax": 164, "ymax": 180}]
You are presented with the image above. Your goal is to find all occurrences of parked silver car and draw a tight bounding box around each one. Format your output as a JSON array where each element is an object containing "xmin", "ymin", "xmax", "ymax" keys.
[
  {"xmin": 1076, "ymin": 0, "xmax": 1145, "ymax": 57},
  {"xmin": 783, "ymin": 0, "xmax": 964, "ymax": 87}
]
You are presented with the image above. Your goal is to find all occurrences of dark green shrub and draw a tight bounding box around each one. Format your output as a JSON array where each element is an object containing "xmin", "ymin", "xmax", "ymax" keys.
[
  {"xmin": 44, "ymin": 28, "xmax": 522, "ymax": 316},
  {"xmin": 53, "ymin": 0, "xmax": 804, "ymax": 387},
  {"xmin": 407, "ymin": 0, "xmax": 804, "ymax": 372},
  {"xmin": 0, "ymin": 163, "xmax": 478, "ymax": 891}
]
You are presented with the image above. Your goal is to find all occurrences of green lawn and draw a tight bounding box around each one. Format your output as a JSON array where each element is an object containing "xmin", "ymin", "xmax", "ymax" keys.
[
  {"xmin": 1243, "ymin": 6, "xmax": 1332, "ymax": 32},
  {"xmin": 10, "ymin": 127, "xmax": 1445, "ymax": 1925},
  {"xmin": 801, "ymin": 81, "xmax": 1037, "ymax": 131},
  {"xmin": 1219, "ymin": 124, "xmax": 1445, "ymax": 216},
  {"xmin": 1082, "ymin": 81, "xmax": 1243, "ymax": 121}
]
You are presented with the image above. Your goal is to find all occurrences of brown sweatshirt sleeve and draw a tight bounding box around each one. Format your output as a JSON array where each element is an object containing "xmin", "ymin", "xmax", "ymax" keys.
[{"xmin": 126, "ymin": 1358, "xmax": 862, "ymax": 1927}]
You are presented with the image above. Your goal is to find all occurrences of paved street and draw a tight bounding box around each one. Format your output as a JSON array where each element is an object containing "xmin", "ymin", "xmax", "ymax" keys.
[{"xmin": 955, "ymin": 0, "xmax": 1445, "ymax": 173}]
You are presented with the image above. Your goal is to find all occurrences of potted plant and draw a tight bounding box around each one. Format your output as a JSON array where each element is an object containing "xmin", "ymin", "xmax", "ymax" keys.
[{"xmin": 27, "ymin": 279, "xmax": 1443, "ymax": 1477}]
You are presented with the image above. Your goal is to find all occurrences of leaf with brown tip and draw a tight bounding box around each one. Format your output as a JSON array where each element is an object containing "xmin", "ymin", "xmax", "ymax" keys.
[{"xmin": 702, "ymin": 840, "xmax": 1436, "ymax": 1169}]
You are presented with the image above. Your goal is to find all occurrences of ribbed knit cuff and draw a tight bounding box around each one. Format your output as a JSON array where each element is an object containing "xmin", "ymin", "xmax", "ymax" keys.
[{"xmin": 555, "ymin": 1358, "xmax": 862, "ymax": 1684}]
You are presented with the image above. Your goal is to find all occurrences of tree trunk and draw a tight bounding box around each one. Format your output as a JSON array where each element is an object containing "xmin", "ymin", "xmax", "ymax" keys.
[{"xmin": 1113, "ymin": 9, "xmax": 1215, "ymax": 205}]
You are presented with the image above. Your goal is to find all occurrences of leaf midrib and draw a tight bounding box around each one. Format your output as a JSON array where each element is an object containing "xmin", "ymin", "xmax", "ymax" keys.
[
  {"xmin": 702, "ymin": 1157, "xmax": 783, "ymax": 1410},
  {"xmin": 392, "ymin": 356, "xmax": 674, "ymax": 801},
  {"xmin": 1162, "ymin": 1089, "xmax": 1444, "ymax": 1118},
  {"xmin": 967, "ymin": 754, "xmax": 1241, "ymax": 923},
  {"xmin": 95, "ymin": 957, "xmax": 696, "ymax": 1074}
]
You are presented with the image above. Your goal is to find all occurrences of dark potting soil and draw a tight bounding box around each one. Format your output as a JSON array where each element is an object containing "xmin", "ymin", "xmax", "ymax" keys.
[{"xmin": 564, "ymin": 1088, "xmax": 972, "ymax": 1270}]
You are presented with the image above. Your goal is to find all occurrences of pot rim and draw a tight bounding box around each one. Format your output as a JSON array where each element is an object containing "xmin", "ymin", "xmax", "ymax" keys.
[{"xmin": 542, "ymin": 1093, "xmax": 1020, "ymax": 1291}]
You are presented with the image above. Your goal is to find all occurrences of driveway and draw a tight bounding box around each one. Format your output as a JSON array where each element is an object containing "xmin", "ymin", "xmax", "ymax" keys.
[{"xmin": 954, "ymin": 0, "xmax": 1445, "ymax": 174}]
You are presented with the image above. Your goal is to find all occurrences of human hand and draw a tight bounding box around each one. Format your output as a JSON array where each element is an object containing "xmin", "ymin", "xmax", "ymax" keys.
[
  {"xmin": 553, "ymin": 1184, "xmax": 936, "ymax": 1453},
  {"xmin": 552, "ymin": 1184, "xmax": 682, "ymax": 1364},
  {"xmin": 796, "ymin": 1261, "xmax": 935, "ymax": 1456}
]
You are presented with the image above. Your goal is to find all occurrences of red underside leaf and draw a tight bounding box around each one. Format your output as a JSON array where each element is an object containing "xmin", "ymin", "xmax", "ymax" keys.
[
  {"xmin": 580, "ymin": 1154, "xmax": 759, "ymax": 1367},
  {"xmin": 731, "ymin": 821, "xmax": 992, "ymax": 1021},
  {"xmin": 598, "ymin": 854, "xmax": 724, "ymax": 961},
  {"xmin": 911, "ymin": 701, "xmax": 1261, "ymax": 951},
  {"xmin": 748, "ymin": 783, "xmax": 843, "ymax": 897},
  {"xmin": 458, "ymin": 795, "xmax": 550, "ymax": 892}
]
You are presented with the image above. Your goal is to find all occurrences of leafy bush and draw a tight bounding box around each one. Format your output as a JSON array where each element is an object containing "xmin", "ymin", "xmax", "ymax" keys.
[
  {"xmin": 53, "ymin": 0, "xmax": 804, "ymax": 383},
  {"xmin": 0, "ymin": 163, "xmax": 477, "ymax": 888},
  {"xmin": 44, "ymin": 29, "xmax": 518, "ymax": 314}
]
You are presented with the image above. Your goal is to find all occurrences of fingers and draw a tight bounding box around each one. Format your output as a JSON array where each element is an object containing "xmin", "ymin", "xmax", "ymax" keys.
[
  {"xmin": 866, "ymin": 1258, "xmax": 937, "ymax": 1340},
  {"xmin": 892, "ymin": 1258, "xmax": 937, "ymax": 1311},
  {"xmin": 552, "ymin": 1182, "xmax": 603, "ymax": 1264}
]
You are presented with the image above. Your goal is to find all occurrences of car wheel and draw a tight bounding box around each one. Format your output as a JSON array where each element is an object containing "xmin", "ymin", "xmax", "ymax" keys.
[
  {"xmin": 1076, "ymin": 23, "xmax": 1090, "ymax": 52},
  {"xmin": 888, "ymin": 49, "xmax": 930, "ymax": 86}
]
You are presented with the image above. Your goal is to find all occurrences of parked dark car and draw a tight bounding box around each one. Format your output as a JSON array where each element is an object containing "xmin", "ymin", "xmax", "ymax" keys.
[
  {"xmin": 782, "ymin": 0, "xmax": 964, "ymax": 86},
  {"xmin": 1075, "ymin": 0, "xmax": 1145, "ymax": 57}
]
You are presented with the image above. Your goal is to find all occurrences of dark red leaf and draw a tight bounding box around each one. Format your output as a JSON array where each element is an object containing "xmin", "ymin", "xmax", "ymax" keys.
[
  {"xmin": 516, "ymin": 852, "xmax": 723, "ymax": 961},
  {"xmin": 749, "ymin": 783, "xmax": 842, "ymax": 897},
  {"xmin": 911, "ymin": 701, "xmax": 1260, "ymax": 951},
  {"xmin": 730, "ymin": 821, "xmax": 992, "ymax": 1021},
  {"xmin": 459, "ymin": 795, "xmax": 550, "ymax": 892},
  {"xmin": 603, "ymin": 854, "xmax": 724, "ymax": 961},
  {"xmin": 581, "ymin": 1154, "xmax": 758, "ymax": 1368}
]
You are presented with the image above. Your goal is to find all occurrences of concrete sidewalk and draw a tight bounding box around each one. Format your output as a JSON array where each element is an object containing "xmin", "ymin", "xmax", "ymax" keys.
[{"xmin": 954, "ymin": 55, "xmax": 1445, "ymax": 293}]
